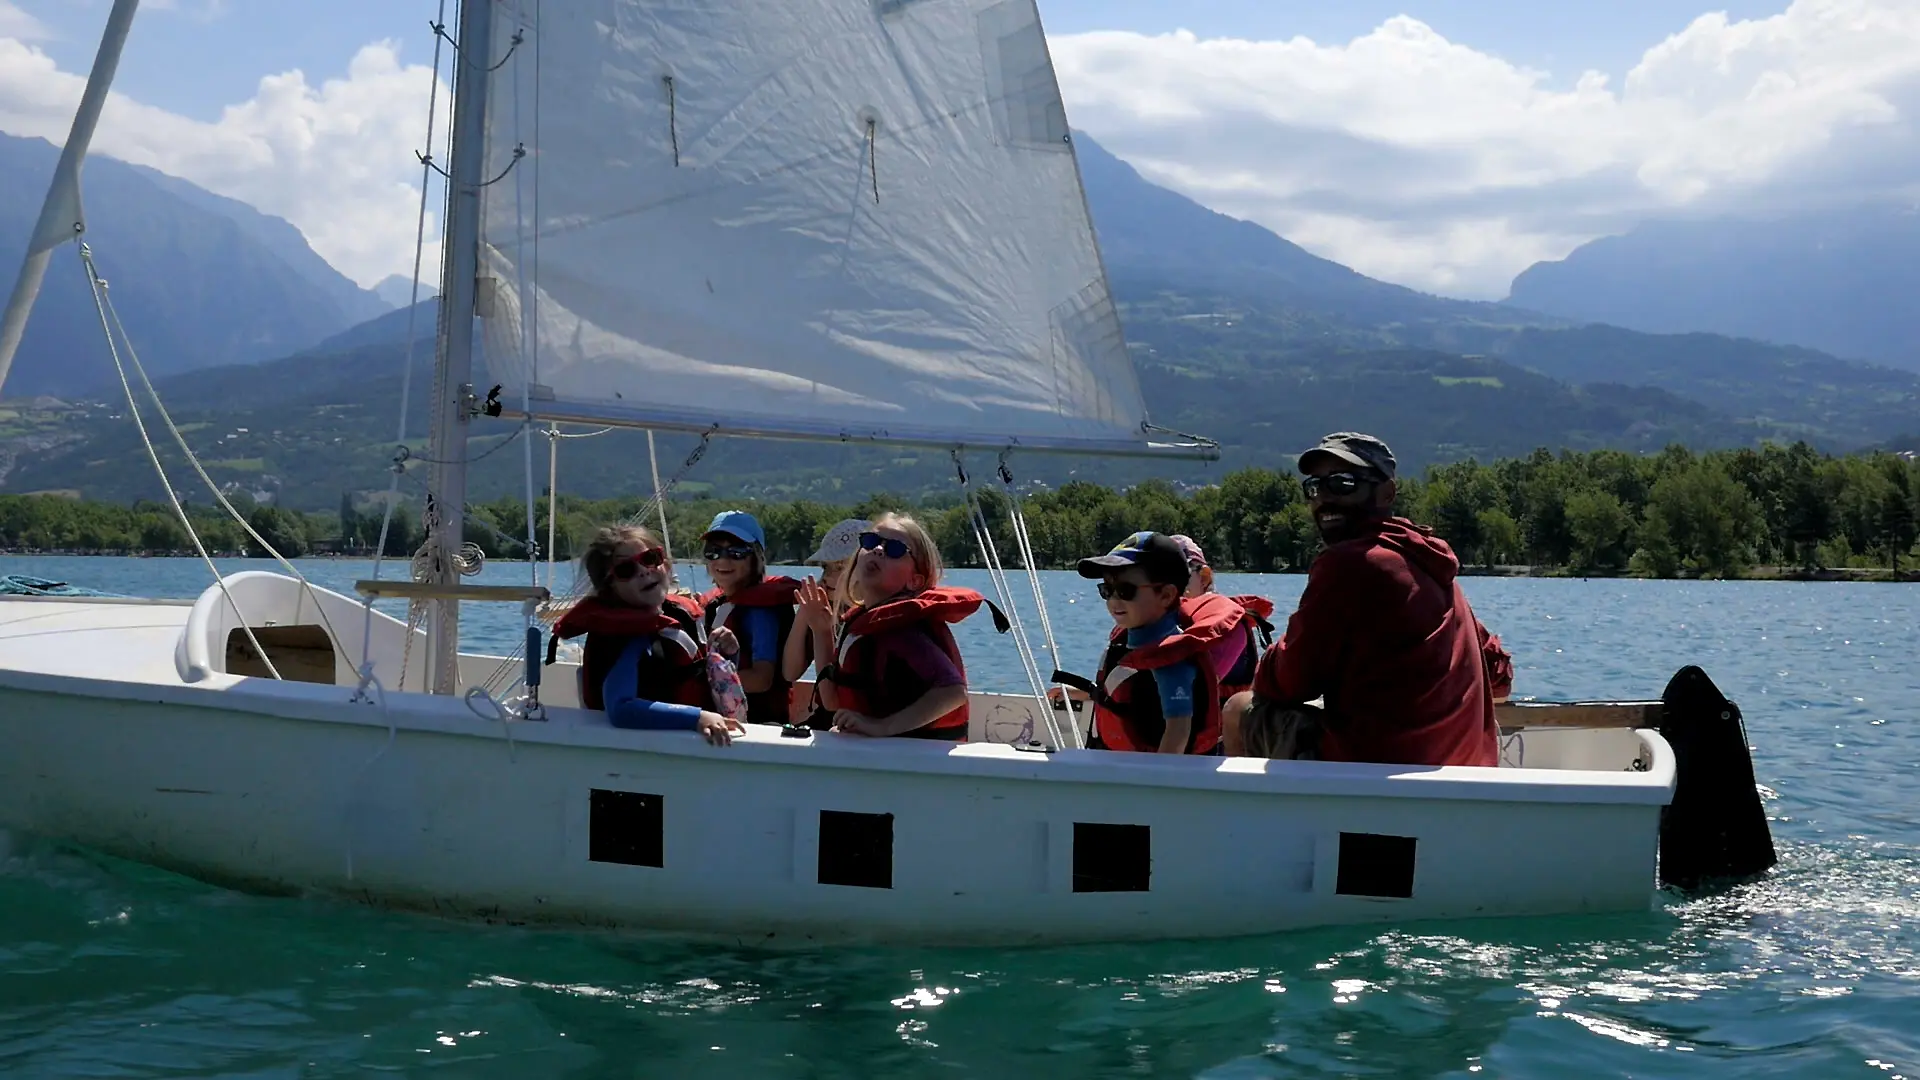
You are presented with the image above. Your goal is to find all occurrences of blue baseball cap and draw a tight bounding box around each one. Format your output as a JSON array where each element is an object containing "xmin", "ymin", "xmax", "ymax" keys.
[
  {"xmin": 703, "ymin": 510, "xmax": 765, "ymax": 548},
  {"xmin": 1076, "ymin": 531, "xmax": 1190, "ymax": 589}
]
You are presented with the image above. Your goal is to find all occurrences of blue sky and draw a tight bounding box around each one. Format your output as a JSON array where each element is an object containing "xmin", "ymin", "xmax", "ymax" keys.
[
  {"xmin": 21, "ymin": 0, "xmax": 1787, "ymax": 124},
  {"xmin": 5, "ymin": 0, "xmax": 1911, "ymax": 298}
]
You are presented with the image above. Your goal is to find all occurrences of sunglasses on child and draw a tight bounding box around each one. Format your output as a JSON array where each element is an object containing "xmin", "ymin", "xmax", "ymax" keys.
[
  {"xmin": 1097, "ymin": 579, "xmax": 1166, "ymax": 601},
  {"xmin": 858, "ymin": 531, "xmax": 911, "ymax": 560},
  {"xmin": 611, "ymin": 547, "xmax": 667, "ymax": 580},
  {"xmin": 1301, "ymin": 471, "xmax": 1376, "ymax": 500},
  {"xmin": 703, "ymin": 545, "xmax": 755, "ymax": 562}
]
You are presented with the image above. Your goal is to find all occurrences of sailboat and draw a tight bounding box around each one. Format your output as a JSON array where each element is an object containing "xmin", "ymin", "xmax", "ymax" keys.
[{"xmin": 0, "ymin": 0, "xmax": 1773, "ymax": 945}]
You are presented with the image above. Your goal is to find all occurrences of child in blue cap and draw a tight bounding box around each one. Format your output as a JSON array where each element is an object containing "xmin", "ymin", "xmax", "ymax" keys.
[{"xmin": 698, "ymin": 510, "xmax": 802, "ymax": 726}]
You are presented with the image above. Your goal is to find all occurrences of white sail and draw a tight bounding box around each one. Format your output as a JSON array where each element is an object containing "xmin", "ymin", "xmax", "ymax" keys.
[{"xmin": 476, "ymin": 0, "xmax": 1161, "ymax": 453}]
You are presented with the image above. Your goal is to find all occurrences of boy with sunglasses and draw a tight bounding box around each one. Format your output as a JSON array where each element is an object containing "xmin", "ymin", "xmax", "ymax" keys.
[
  {"xmin": 1226, "ymin": 432, "xmax": 1514, "ymax": 767},
  {"xmin": 1068, "ymin": 532, "xmax": 1230, "ymax": 755}
]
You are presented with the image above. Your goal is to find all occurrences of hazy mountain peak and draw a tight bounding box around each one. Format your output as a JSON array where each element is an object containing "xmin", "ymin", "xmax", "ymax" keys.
[
  {"xmin": 373, "ymin": 273, "xmax": 436, "ymax": 309},
  {"xmin": 1505, "ymin": 205, "xmax": 1920, "ymax": 372}
]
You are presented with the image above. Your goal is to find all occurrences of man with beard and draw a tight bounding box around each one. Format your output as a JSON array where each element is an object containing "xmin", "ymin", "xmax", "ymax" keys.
[{"xmin": 1224, "ymin": 433, "xmax": 1514, "ymax": 766}]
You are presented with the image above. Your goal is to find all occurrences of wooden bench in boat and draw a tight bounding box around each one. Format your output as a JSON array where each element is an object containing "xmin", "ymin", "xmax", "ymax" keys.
[
  {"xmin": 1496, "ymin": 701, "xmax": 1661, "ymax": 732},
  {"xmin": 354, "ymin": 580, "xmax": 550, "ymax": 604}
]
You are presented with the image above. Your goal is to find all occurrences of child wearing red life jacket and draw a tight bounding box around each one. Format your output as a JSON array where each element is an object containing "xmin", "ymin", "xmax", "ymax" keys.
[
  {"xmin": 1072, "ymin": 532, "xmax": 1228, "ymax": 755},
  {"xmin": 783, "ymin": 517, "xmax": 869, "ymax": 686},
  {"xmin": 698, "ymin": 510, "xmax": 801, "ymax": 727},
  {"xmin": 1169, "ymin": 534, "xmax": 1276, "ymax": 706},
  {"xmin": 549, "ymin": 525, "xmax": 741, "ymax": 746},
  {"xmin": 815, "ymin": 513, "xmax": 976, "ymax": 741}
]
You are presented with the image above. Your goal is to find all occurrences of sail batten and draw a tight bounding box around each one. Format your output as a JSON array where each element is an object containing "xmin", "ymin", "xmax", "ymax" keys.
[{"xmin": 479, "ymin": 0, "xmax": 1173, "ymax": 454}]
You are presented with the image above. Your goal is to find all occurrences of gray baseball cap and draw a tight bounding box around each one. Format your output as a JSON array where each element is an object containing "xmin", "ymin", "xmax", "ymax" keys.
[{"xmin": 1298, "ymin": 432, "xmax": 1397, "ymax": 480}]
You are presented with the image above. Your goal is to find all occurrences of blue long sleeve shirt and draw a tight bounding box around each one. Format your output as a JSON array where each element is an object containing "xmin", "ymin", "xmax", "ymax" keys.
[
  {"xmin": 1126, "ymin": 611, "xmax": 1197, "ymax": 719},
  {"xmin": 602, "ymin": 637, "xmax": 704, "ymax": 730}
]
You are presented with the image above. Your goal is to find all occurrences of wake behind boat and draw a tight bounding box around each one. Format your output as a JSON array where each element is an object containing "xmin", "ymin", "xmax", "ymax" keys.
[{"xmin": 0, "ymin": 0, "xmax": 1774, "ymax": 945}]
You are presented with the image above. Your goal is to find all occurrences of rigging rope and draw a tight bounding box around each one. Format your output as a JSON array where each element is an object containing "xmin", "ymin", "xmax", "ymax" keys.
[
  {"xmin": 87, "ymin": 244, "xmax": 368, "ymax": 663},
  {"xmin": 79, "ymin": 245, "xmax": 285, "ymax": 680},
  {"xmin": 995, "ymin": 453, "xmax": 1078, "ymax": 747},
  {"xmin": 361, "ymin": 0, "xmax": 454, "ymax": 694},
  {"xmin": 480, "ymin": 429, "xmax": 713, "ymax": 695},
  {"xmin": 954, "ymin": 452, "xmax": 1069, "ymax": 750}
]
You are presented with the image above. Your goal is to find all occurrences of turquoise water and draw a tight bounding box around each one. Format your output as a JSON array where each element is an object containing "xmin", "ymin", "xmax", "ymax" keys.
[{"xmin": 2, "ymin": 556, "xmax": 1917, "ymax": 1078}]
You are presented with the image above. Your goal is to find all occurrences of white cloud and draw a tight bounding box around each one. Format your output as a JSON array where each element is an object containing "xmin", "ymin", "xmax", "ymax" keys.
[
  {"xmin": 0, "ymin": 33, "xmax": 442, "ymax": 288},
  {"xmin": 1053, "ymin": 0, "xmax": 1920, "ymax": 298},
  {"xmin": 0, "ymin": 1, "xmax": 47, "ymax": 42},
  {"xmin": 5, "ymin": 1, "xmax": 1917, "ymax": 303}
]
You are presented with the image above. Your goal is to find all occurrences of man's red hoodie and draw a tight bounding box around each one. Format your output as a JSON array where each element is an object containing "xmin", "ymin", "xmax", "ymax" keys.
[{"xmin": 1253, "ymin": 516, "xmax": 1514, "ymax": 767}]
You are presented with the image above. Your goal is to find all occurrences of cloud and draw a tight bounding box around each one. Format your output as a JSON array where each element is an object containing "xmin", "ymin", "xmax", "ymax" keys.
[
  {"xmin": 0, "ymin": 33, "xmax": 442, "ymax": 288},
  {"xmin": 1053, "ymin": 0, "xmax": 1920, "ymax": 298},
  {"xmin": 0, "ymin": 1, "xmax": 46, "ymax": 42}
]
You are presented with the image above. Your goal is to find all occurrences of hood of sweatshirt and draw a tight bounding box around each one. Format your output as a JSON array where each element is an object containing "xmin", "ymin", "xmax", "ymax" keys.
[{"xmin": 1357, "ymin": 515, "xmax": 1462, "ymax": 588}]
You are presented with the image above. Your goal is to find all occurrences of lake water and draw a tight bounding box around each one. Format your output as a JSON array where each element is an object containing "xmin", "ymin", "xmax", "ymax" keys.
[{"xmin": 2, "ymin": 555, "xmax": 1917, "ymax": 1078}]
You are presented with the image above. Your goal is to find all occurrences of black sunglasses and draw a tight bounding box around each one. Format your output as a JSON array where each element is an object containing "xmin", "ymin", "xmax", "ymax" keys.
[
  {"xmin": 1302, "ymin": 472, "xmax": 1376, "ymax": 500},
  {"xmin": 703, "ymin": 545, "xmax": 755, "ymax": 562},
  {"xmin": 611, "ymin": 547, "xmax": 666, "ymax": 580},
  {"xmin": 1097, "ymin": 580, "xmax": 1161, "ymax": 601},
  {"xmin": 858, "ymin": 532, "xmax": 912, "ymax": 560}
]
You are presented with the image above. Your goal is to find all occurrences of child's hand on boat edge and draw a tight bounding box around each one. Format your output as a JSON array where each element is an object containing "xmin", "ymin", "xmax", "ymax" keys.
[{"xmin": 698, "ymin": 711, "xmax": 744, "ymax": 746}]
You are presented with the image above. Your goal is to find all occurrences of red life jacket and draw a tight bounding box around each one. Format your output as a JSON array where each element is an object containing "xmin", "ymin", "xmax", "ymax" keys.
[
  {"xmin": 1086, "ymin": 597, "xmax": 1231, "ymax": 754},
  {"xmin": 701, "ymin": 576, "xmax": 801, "ymax": 725},
  {"xmin": 550, "ymin": 594, "xmax": 711, "ymax": 712},
  {"xmin": 829, "ymin": 586, "xmax": 981, "ymax": 741},
  {"xmin": 1222, "ymin": 593, "xmax": 1277, "ymax": 700}
]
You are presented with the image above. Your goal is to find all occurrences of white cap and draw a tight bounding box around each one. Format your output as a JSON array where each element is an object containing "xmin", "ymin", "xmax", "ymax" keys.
[{"xmin": 806, "ymin": 519, "xmax": 871, "ymax": 565}]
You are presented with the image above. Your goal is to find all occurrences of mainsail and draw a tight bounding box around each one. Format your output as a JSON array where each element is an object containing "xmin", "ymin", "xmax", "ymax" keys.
[{"xmin": 477, "ymin": 0, "xmax": 1163, "ymax": 454}]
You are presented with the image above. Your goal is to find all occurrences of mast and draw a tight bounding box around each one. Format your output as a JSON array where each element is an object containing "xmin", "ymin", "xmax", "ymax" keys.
[
  {"xmin": 0, "ymin": 0, "xmax": 143, "ymax": 394},
  {"xmin": 424, "ymin": 0, "xmax": 495, "ymax": 695}
]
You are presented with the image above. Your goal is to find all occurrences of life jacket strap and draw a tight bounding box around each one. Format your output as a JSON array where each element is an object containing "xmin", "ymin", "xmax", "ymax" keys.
[
  {"xmin": 985, "ymin": 600, "xmax": 1011, "ymax": 634},
  {"xmin": 1051, "ymin": 666, "xmax": 1138, "ymax": 709},
  {"xmin": 1051, "ymin": 669, "xmax": 1098, "ymax": 696}
]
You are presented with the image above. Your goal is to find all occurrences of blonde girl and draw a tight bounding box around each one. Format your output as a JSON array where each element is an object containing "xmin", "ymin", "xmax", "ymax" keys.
[{"xmin": 816, "ymin": 512, "xmax": 979, "ymax": 740}]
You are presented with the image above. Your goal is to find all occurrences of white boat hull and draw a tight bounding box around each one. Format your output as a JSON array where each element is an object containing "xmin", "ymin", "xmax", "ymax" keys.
[{"xmin": 0, "ymin": 575, "xmax": 1675, "ymax": 946}]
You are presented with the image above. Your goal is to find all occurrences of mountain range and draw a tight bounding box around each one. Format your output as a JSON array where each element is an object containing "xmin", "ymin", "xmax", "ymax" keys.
[
  {"xmin": 1507, "ymin": 206, "xmax": 1920, "ymax": 373},
  {"xmin": 0, "ymin": 129, "xmax": 1915, "ymax": 510},
  {"xmin": 0, "ymin": 132, "xmax": 390, "ymax": 398}
]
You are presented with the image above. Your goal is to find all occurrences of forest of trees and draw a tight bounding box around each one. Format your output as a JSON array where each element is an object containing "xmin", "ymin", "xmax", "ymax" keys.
[{"xmin": 3, "ymin": 442, "xmax": 1916, "ymax": 580}]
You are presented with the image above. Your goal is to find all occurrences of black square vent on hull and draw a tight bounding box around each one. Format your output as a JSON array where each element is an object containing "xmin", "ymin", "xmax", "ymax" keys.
[
  {"xmin": 818, "ymin": 810, "xmax": 894, "ymax": 889},
  {"xmin": 589, "ymin": 789, "xmax": 664, "ymax": 868},
  {"xmin": 1336, "ymin": 832, "xmax": 1417, "ymax": 898},
  {"xmin": 1073, "ymin": 822, "xmax": 1151, "ymax": 892}
]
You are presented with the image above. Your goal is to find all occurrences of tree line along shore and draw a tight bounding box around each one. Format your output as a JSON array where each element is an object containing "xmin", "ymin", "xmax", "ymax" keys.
[{"xmin": 2, "ymin": 442, "xmax": 1916, "ymax": 581}]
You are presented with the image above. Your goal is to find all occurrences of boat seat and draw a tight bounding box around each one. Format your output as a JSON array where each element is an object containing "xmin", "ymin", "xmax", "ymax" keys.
[
  {"xmin": 178, "ymin": 571, "xmax": 426, "ymax": 687},
  {"xmin": 225, "ymin": 625, "xmax": 336, "ymax": 685}
]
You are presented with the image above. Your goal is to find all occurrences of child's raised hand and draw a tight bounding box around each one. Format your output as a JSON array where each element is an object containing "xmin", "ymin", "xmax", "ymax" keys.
[
  {"xmin": 796, "ymin": 577, "xmax": 833, "ymax": 630},
  {"xmin": 709, "ymin": 626, "xmax": 739, "ymax": 657},
  {"xmin": 697, "ymin": 711, "xmax": 744, "ymax": 746}
]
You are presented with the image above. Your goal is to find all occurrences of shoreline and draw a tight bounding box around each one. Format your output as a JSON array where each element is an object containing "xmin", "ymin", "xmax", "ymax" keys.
[{"xmin": 4, "ymin": 549, "xmax": 1915, "ymax": 582}]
